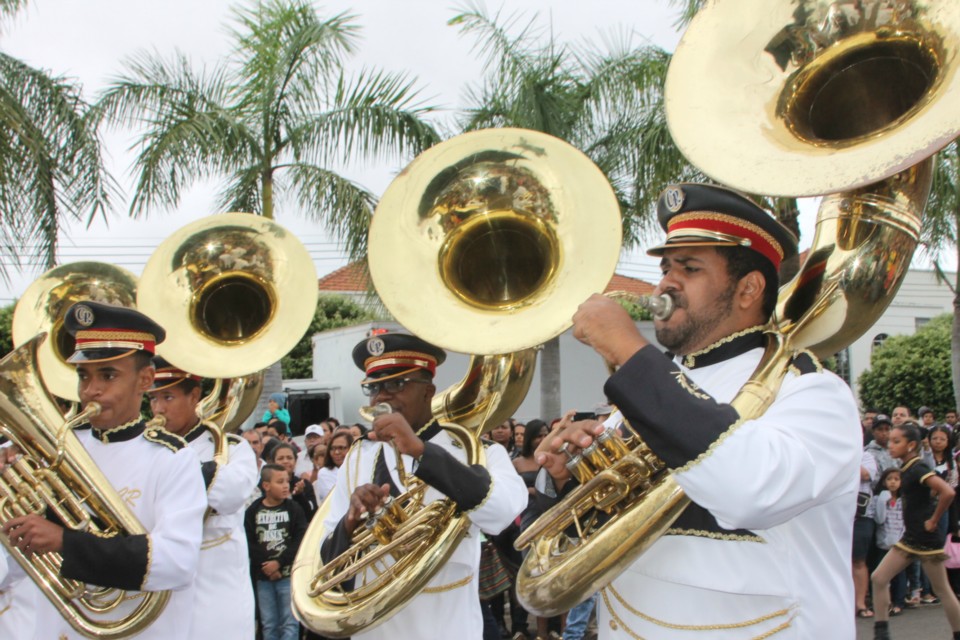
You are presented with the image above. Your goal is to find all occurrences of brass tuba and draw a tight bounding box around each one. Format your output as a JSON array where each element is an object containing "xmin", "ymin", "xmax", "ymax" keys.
[
  {"xmin": 515, "ymin": 0, "xmax": 960, "ymax": 616},
  {"xmin": 137, "ymin": 212, "xmax": 317, "ymax": 460},
  {"xmin": 12, "ymin": 262, "xmax": 138, "ymax": 404},
  {"xmin": 0, "ymin": 336, "xmax": 170, "ymax": 638},
  {"xmin": 292, "ymin": 128, "xmax": 623, "ymax": 637}
]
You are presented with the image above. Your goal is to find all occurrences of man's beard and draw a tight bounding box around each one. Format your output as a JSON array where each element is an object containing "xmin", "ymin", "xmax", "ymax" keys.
[{"xmin": 654, "ymin": 282, "xmax": 736, "ymax": 355}]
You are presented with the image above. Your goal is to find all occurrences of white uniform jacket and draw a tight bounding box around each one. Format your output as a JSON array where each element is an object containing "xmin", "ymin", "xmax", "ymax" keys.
[
  {"xmin": 33, "ymin": 420, "xmax": 207, "ymax": 640},
  {"xmin": 594, "ymin": 328, "xmax": 861, "ymax": 640},
  {"xmin": 0, "ymin": 550, "xmax": 36, "ymax": 640},
  {"xmin": 320, "ymin": 421, "xmax": 527, "ymax": 640},
  {"xmin": 181, "ymin": 424, "xmax": 259, "ymax": 640}
]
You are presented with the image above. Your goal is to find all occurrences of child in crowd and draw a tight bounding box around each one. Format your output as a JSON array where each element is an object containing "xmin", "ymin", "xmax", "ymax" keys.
[
  {"xmin": 873, "ymin": 468, "xmax": 907, "ymax": 616},
  {"xmin": 871, "ymin": 424, "xmax": 960, "ymax": 640},
  {"xmin": 245, "ymin": 463, "xmax": 308, "ymax": 640},
  {"xmin": 262, "ymin": 392, "xmax": 291, "ymax": 429}
]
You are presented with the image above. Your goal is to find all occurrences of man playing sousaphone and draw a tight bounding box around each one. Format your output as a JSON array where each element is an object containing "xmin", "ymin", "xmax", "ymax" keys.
[
  {"xmin": 537, "ymin": 184, "xmax": 862, "ymax": 639},
  {"xmin": 148, "ymin": 357, "xmax": 259, "ymax": 639},
  {"xmin": 0, "ymin": 301, "xmax": 207, "ymax": 639},
  {"xmin": 319, "ymin": 332, "xmax": 527, "ymax": 639}
]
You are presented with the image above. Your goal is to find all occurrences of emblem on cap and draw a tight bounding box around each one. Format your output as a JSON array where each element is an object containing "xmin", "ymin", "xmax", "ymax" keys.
[
  {"xmin": 73, "ymin": 304, "xmax": 95, "ymax": 327},
  {"xmin": 663, "ymin": 186, "xmax": 685, "ymax": 213},
  {"xmin": 367, "ymin": 337, "xmax": 385, "ymax": 357}
]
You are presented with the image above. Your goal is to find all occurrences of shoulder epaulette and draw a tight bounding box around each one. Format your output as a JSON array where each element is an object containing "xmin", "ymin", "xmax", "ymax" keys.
[
  {"xmin": 226, "ymin": 433, "xmax": 243, "ymax": 446},
  {"xmin": 788, "ymin": 349, "xmax": 822, "ymax": 377},
  {"xmin": 143, "ymin": 427, "xmax": 187, "ymax": 453}
]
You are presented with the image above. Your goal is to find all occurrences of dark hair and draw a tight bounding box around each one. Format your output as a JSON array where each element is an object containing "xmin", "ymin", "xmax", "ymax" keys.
[
  {"xmin": 261, "ymin": 437, "xmax": 280, "ymax": 462},
  {"xmin": 893, "ymin": 422, "xmax": 922, "ymax": 452},
  {"xmin": 874, "ymin": 467, "xmax": 902, "ymax": 496},
  {"xmin": 716, "ymin": 245, "xmax": 779, "ymax": 319},
  {"xmin": 350, "ymin": 423, "xmax": 369, "ymax": 437},
  {"xmin": 133, "ymin": 351, "xmax": 154, "ymax": 371},
  {"xmin": 324, "ymin": 432, "xmax": 354, "ymax": 469},
  {"xmin": 326, "ymin": 417, "xmax": 341, "ymax": 427},
  {"xmin": 253, "ymin": 421, "xmax": 268, "ymax": 430},
  {"xmin": 269, "ymin": 442, "xmax": 296, "ymax": 463},
  {"xmin": 260, "ymin": 463, "xmax": 286, "ymax": 485},
  {"xmin": 522, "ymin": 419, "xmax": 549, "ymax": 458}
]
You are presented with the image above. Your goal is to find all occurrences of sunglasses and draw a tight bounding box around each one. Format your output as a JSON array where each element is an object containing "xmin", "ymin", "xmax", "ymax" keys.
[{"xmin": 360, "ymin": 377, "xmax": 429, "ymax": 397}]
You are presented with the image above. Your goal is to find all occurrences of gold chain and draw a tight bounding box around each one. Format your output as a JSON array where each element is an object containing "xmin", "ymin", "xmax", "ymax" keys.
[{"xmin": 601, "ymin": 588, "xmax": 793, "ymax": 638}]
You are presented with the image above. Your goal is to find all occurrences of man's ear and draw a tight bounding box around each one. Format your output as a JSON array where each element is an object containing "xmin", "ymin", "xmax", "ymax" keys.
[
  {"xmin": 737, "ymin": 271, "xmax": 765, "ymax": 310},
  {"xmin": 138, "ymin": 365, "xmax": 156, "ymax": 393}
]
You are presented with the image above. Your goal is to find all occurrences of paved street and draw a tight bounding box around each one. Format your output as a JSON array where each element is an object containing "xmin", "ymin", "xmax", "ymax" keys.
[{"xmin": 856, "ymin": 602, "xmax": 953, "ymax": 639}]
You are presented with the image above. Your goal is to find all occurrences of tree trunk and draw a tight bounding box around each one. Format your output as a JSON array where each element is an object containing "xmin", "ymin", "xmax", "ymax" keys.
[
  {"xmin": 540, "ymin": 336, "xmax": 561, "ymax": 422},
  {"xmin": 953, "ymin": 241, "xmax": 960, "ymax": 412}
]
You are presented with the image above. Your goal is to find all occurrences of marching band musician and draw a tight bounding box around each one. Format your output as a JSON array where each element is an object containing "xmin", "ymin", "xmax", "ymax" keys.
[
  {"xmin": 538, "ymin": 184, "xmax": 862, "ymax": 639},
  {"xmin": 319, "ymin": 332, "xmax": 527, "ymax": 640},
  {"xmin": 0, "ymin": 301, "xmax": 207, "ymax": 639},
  {"xmin": 148, "ymin": 357, "xmax": 259, "ymax": 639}
]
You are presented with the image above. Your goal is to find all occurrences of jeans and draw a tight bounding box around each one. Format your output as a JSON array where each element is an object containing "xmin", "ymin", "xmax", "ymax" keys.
[
  {"xmin": 256, "ymin": 577, "xmax": 298, "ymax": 640},
  {"xmin": 563, "ymin": 592, "xmax": 598, "ymax": 640}
]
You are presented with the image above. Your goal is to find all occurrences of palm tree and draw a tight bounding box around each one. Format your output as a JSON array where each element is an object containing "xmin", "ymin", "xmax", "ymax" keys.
[
  {"xmin": 96, "ymin": 0, "xmax": 439, "ymax": 261},
  {"xmin": 95, "ymin": 0, "xmax": 441, "ymax": 418},
  {"xmin": 450, "ymin": 5, "xmax": 700, "ymax": 420},
  {"xmin": 0, "ymin": 5, "xmax": 111, "ymax": 281}
]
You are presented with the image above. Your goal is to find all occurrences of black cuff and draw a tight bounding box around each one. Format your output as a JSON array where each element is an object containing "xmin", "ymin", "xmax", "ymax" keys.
[
  {"xmin": 604, "ymin": 345, "xmax": 740, "ymax": 469},
  {"xmin": 60, "ymin": 530, "xmax": 149, "ymax": 590},
  {"xmin": 415, "ymin": 442, "xmax": 492, "ymax": 512},
  {"xmin": 200, "ymin": 461, "xmax": 218, "ymax": 489}
]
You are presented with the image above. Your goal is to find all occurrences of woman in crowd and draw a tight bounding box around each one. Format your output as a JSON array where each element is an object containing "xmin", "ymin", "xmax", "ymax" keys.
[
  {"xmin": 270, "ymin": 442, "xmax": 318, "ymax": 522},
  {"xmin": 315, "ymin": 431, "xmax": 353, "ymax": 501},
  {"xmin": 490, "ymin": 420, "xmax": 516, "ymax": 458}
]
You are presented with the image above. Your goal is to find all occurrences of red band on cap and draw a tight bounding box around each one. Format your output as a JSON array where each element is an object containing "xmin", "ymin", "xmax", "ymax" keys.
[
  {"xmin": 74, "ymin": 329, "xmax": 157, "ymax": 355},
  {"xmin": 668, "ymin": 212, "xmax": 784, "ymax": 268},
  {"xmin": 364, "ymin": 351, "xmax": 437, "ymax": 377}
]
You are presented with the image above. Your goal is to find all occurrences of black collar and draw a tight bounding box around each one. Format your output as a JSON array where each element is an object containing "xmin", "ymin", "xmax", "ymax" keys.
[
  {"xmin": 672, "ymin": 326, "xmax": 767, "ymax": 369},
  {"xmin": 182, "ymin": 421, "xmax": 206, "ymax": 443},
  {"xmin": 89, "ymin": 417, "xmax": 146, "ymax": 443},
  {"xmin": 416, "ymin": 419, "xmax": 442, "ymax": 442}
]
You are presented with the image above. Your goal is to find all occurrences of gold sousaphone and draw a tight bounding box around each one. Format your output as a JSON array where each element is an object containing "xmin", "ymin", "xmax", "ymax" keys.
[
  {"xmin": 12, "ymin": 262, "xmax": 139, "ymax": 404},
  {"xmin": 515, "ymin": 0, "xmax": 960, "ymax": 616},
  {"xmin": 292, "ymin": 128, "xmax": 624, "ymax": 637},
  {"xmin": 138, "ymin": 212, "xmax": 318, "ymax": 457}
]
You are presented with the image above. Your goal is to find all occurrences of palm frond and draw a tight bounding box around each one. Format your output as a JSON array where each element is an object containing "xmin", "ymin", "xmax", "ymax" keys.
[
  {"xmin": 292, "ymin": 69, "xmax": 440, "ymax": 166},
  {"xmin": 287, "ymin": 163, "xmax": 376, "ymax": 261}
]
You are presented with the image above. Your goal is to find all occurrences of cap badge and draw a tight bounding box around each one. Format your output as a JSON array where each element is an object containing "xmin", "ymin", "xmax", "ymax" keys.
[
  {"xmin": 663, "ymin": 186, "xmax": 685, "ymax": 213},
  {"xmin": 367, "ymin": 337, "xmax": 385, "ymax": 357},
  {"xmin": 73, "ymin": 304, "xmax": 95, "ymax": 327}
]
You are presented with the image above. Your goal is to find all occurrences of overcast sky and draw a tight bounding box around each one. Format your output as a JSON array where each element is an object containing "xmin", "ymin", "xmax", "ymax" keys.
[{"xmin": 0, "ymin": 0, "xmax": 693, "ymax": 303}]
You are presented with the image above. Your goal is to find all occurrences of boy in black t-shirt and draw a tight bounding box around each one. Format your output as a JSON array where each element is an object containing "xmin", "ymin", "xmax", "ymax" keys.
[{"xmin": 245, "ymin": 463, "xmax": 307, "ymax": 640}]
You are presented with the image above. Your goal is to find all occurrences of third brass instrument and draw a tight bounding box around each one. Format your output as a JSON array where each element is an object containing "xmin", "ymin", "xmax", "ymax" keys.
[
  {"xmin": 292, "ymin": 128, "xmax": 623, "ymax": 636},
  {"xmin": 515, "ymin": 0, "xmax": 960, "ymax": 615}
]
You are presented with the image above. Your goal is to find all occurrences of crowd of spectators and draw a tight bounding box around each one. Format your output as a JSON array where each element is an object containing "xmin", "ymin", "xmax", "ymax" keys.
[{"xmin": 858, "ymin": 404, "xmax": 960, "ymax": 635}]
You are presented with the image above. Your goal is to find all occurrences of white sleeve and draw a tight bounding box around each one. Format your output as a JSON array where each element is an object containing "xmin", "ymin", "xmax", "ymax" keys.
[
  {"xmin": 142, "ymin": 446, "xmax": 207, "ymax": 591},
  {"xmin": 673, "ymin": 372, "xmax": 862, "ymax": 531},
  {"xmin": 206, "ymin": 438, "xmax": 259, "ymax": 516},
  {"xmin": 467, "ymin": 442, "xmax": 528, "ymax": 535}
]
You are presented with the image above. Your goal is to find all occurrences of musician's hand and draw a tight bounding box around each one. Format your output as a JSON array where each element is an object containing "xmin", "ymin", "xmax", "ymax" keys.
[
  {"xmin": 369, "ymin": 413, "xmax": 424, "ymax": 459},
  {"xmin": 572, "ymin": 294, "xmax": 647, "ymax": 367},
  {"xmin": 535, "ymin": 410, "xmax": 606, "ymax": 491},
  {"xmin": 344, "ymin": 483, "xmax": 391, "ymax": 535},
  {"xmin": 2, "ymin": 514, "xmax": 64, "ymax": 555}
]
